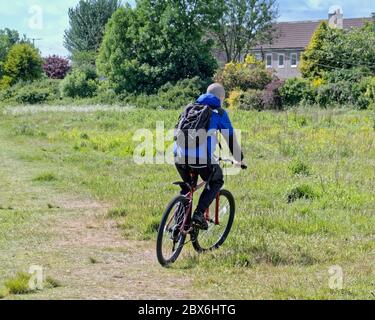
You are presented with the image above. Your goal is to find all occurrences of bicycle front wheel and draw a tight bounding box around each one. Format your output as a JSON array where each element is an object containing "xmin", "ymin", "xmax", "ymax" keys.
[
  {"xmin": 192, "ymin": 189, "xmax": 235, "ymax": 253},
  {"xmin": 156, "ymin": 196, "xmax": 188, "ymax": 267}
]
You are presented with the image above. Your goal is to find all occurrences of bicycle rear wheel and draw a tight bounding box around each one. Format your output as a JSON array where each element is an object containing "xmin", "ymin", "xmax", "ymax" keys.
[
  {"xmin": 192, "ymin": 189, "xmax": 235, "ymax": 253},
  {"xmin": 156, "ymin": 196, "xmax": 189, "ymax": 267}
]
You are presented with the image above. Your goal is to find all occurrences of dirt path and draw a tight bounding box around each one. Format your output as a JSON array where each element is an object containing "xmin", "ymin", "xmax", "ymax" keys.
[
  {"xmin": 33, "ymin": 197, "xmax": 193, "ymax": 300},
  {"xmin": 0, "ymin": 135, "xmax": 195, "ymax": 300}
]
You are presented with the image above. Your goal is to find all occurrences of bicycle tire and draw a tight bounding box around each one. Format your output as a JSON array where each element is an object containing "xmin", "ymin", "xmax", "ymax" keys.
[
  {"xmin": 192, "ymin": 189, "xmax": 235, "ymax": 253},
  {"xmin": 156, "ymin": 195, "xmax": 189, "ymax": 267}
]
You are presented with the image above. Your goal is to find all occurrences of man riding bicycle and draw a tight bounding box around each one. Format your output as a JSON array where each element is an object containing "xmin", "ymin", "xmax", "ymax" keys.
[{"xmin": 174, "ymin": 83, "xmax": 245, "ymax": 231}]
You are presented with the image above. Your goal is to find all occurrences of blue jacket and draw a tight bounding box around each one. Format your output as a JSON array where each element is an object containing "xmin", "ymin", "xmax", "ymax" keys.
[{"xmin": 174, "ymin": 93, "xmax": 235, "ymax": 163}]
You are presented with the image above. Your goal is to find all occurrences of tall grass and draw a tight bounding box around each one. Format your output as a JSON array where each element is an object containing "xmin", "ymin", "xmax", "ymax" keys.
[{"xmin": 1, "ymin": 106, "xmax": 374, "ymax": 299}]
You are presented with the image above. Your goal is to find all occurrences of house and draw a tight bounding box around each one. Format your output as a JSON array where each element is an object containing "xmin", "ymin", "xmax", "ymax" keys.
[{"xmin": 250, "ymin": 7, "xmax": 372, "ymax": 79}]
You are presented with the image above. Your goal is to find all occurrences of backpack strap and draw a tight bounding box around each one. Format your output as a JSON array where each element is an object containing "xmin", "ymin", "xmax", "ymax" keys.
[{"xmin": 217, "ymin": 107, "xmax": 225, "ymax": 116}]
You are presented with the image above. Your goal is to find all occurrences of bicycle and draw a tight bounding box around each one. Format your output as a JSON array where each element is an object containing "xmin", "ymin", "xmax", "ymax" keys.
[{"xmin": 156, "ymin": 158, "xmax": 247, "ymax": 267}]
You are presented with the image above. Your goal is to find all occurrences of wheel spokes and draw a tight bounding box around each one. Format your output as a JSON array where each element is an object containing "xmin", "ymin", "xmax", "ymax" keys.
[
  {"xmin": 197, "ymin": 196, "xmax": 231, "ymax": 249},
  {"xmin": 161, "ymin": 202, "xmax": 186, "ymax": 261}
]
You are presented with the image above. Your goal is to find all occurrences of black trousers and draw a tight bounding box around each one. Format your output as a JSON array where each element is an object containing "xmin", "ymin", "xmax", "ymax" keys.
[{"xmin": 175, "ymin": 164, "xmax": 224, "ymax": 213}]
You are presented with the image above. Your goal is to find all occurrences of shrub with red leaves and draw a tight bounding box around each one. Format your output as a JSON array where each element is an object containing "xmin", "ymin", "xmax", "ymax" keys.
[
  {"xmin": 262, "ymin": 79, "xmax": 284, "ymax": 110},
  {"xmin": 43, "ymin": 55, "xmax": 70, "ymax": 79}
]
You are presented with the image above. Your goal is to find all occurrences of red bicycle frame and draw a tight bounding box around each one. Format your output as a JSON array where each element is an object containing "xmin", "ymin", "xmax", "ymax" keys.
[{"xmin": 167, "ymin": 173, "xmax": 221, "ymax": 236}]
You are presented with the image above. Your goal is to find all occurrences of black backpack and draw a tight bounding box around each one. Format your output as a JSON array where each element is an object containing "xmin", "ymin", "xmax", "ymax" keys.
[{"xmin": 174, "ymin": 103, "xmax": 212, "ymax": 149}]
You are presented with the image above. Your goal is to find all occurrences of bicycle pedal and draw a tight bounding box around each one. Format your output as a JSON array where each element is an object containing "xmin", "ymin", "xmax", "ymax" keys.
[{"xmin": 190, "ymin": 229, "xmax": 198, "ymax": 242}]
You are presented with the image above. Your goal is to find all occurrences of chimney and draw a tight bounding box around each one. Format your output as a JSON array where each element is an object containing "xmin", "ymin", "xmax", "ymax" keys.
[{"xmin": 328, "ymin": 5, "xmax": 344, "ymax": 29}]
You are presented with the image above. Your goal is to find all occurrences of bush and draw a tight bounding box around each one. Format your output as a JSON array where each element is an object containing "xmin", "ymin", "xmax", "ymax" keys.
[
  {"xmin": 156, "ymin": 77, "xmax": 208, "ymax": 107},
  {"xmin": 280, "ymin": 78, "xmax": 314, "ymax": 106},
  {"xmin": 16, "ymin": 87, "xmax": 50, "ymax": 104},
  {"xmin": 237, "ymin": 89, "xmax": 264, "ymax": 111},
  {"xmin": 122, "ymin": 77, "xmax": 207, "ymax": 109},
  {"xmin": 0, "ymin": 75, "xmax": 12, "ymax": 90},
  {"xmin": 262, "ymin": 80, "xmax": 284, "ymax": 110},
  {"xmin": 72, "ymin": 50, "xmax": 97, "ymax": 69},
  {"xmin": 3, "ymin": 43, "xmax": 43, "ymax": 85},
  {"xmin": 60, "ymin": 68, "xmax": 98, "ymax": 98},
  {"xmin": 323, "ymin": 67, "xmax": 370, "ymax": 84},
  {"xmin": 316, "ymin": 81, "xmax": 366, "ymax": 109},
  {"xmin": 43, "ymin": 55, "xmax": 70, "ymax": 79},
  {"xmin": 227, "ymin": 90, "xmax": 242, "ymax": 110},
  {"xmin": 360, "ymin": 76, "xmax": 375, "ymax": 109},
  {"xmin": 95, "ymin": 80, "xmax": 119, "ymax": 104},
  {"xmin": 0, "ymin": 79, "xmax": 60, "ymax": 104},
  {"xmin": 214, "ymin": 55, "xmax": 273, "ymax": 92},
  {"xmin": 0, "ymin": 28, "xmax": 22, "ymax": 78}
]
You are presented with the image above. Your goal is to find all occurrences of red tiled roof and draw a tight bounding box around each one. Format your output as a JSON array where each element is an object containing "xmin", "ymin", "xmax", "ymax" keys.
[{"xmin": 255, "ymin": 17, "xmax": 372, "ymax": 50}]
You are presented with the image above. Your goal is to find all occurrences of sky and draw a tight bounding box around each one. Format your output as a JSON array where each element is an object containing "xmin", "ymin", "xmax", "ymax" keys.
[{"xmin": 0, "ymin": 0, "xmax": 374, "ymax": 57}]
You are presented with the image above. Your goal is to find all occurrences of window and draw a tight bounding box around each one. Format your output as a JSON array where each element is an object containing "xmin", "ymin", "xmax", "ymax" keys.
[
  {"xmin": 255, "ymin": 53, "xmax": 262, "ymax": 61},
  {"xmin": 291, "ymin": 53, "xmax": 298, "ymax": 67},
  {"xmin": 266, "ymin": 54, "xmax": 272, "ymax": 68},
  {"xmin": 278, "ymin": 54, "xmax": 285, "ymax": 68}
]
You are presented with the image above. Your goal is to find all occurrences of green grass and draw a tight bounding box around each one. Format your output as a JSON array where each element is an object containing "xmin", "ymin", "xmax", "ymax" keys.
[
  {"xmin": 4, "ymin": 272, "xmax": 33, "ymax": 295},
  {"xmin": 89, "ymin": 257, "xmax": 99, "ymax": 264},
  {"xmin": 0, "ymin": 105, "xmax": 374, "ymax": 299},
  {"xmin": 107, "ymin": 208, "xmax": 127, "ymax": 218},
  {"xmin": 0, "ymin": 287, "xmax": 9, "ymax": 299},
  {"xmin": 1, "ymin": 273, "xmax": 62, "ymax": 297},
  {"xmin": 44, "ymin": 277, "xmax": 62, "ymax": 289},
  {"xmin": 289, "ymin": 158, "xmax": 311, "ymax": 176},
  {"xmin": 286, "ymin": 183, "xmax": 319, "ymax": 203},
  {"xmin": 33, "ymin": 172, "xmax": 58, "ymax": 182}
]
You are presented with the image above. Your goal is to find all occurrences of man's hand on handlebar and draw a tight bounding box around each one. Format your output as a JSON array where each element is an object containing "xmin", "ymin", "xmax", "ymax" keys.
[
  {"xmin": 216, "ymin": 156, "xmax": 247, "ymax": 170},
  {"xmin": 234, "ymin": 160, "xmax": 248, "ymax": 170}
]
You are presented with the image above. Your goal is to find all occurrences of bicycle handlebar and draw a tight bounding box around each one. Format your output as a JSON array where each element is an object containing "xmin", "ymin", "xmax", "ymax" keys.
[{"xmin": 218, "ymin": 157, "xmax": 247, "ymax": 170}]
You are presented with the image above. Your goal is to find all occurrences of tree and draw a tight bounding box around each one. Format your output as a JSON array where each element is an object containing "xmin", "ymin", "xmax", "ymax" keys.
[
  {"xmin": 363, "ymin": 13, "xmax": 375, "ymax": 33},
  {"xmin": 60, "ymin": 68, "xmax": 98, "ymax": 98},
  {"xmin": 97, "ymin": 0, "xmax": 219, "ymax": 94},
  {"xmin": 300, "ymin": 22, "xmax": 336, "ymax": 78},
  {"xmin": 214, "ymin": 55, "xmax": 272, "ymax": 92},
  {"xmin": 301, "ymin": 21, "xmax": 375, "ymax": 78},
  {"xmin": 327, "ymin": 27, "xmax": 375, "ymax": 74},
  {"xmin": 64, "ymin": 0, "xmax": 121, "ymax": 53},
  {"xmin": 71, "ymin": 50, "xmax": 97, "ymax": 70},
  {"xmin": 96, "ymin": 6, "xmax": 137, "ymax": 93},
  {"xmin": 43, "ymin": 55, "xmax": 71, "ymax": 79},
  {"xmin": 0, "ymin": 29, "xmax": 22, "ymax": 77},
  {"xmin": 3, "ymin": 43, "xmax": 43, "ymax": 85},
  {"xmin": 211, "ymin": 0, "xmax": 278, "ymax": 63}
]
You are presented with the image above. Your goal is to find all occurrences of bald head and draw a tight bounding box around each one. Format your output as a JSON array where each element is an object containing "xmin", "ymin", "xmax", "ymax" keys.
[{"xmin": 207, "ymin": 83, "xmax": 226, "ymax": 105}]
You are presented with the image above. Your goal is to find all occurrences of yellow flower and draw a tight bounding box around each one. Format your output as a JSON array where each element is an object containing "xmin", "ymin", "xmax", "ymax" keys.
[
  {"xmin": 312, "ymin": 78, "xmax": 324, "ymax": 88},
  {"xmin": 227, "ymin": 90, "xmax": 242, "ymax": 110}
]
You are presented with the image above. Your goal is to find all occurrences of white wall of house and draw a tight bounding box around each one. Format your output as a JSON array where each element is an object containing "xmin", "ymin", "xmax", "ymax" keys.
[{"xmin": 254, "ymin": 49, "xmax": 303, "ymax": 79}]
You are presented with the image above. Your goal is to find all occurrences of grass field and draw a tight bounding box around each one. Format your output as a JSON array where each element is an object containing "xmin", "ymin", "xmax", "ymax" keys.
[{"xmin": 0, "ymin": 105, "xmax": 374, "ymax": 299}]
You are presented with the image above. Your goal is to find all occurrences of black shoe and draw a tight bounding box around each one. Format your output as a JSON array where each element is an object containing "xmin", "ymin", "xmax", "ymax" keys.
[{"xmin": 192, "ymin": 211, "xmax": 208, "ymax": 231}]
